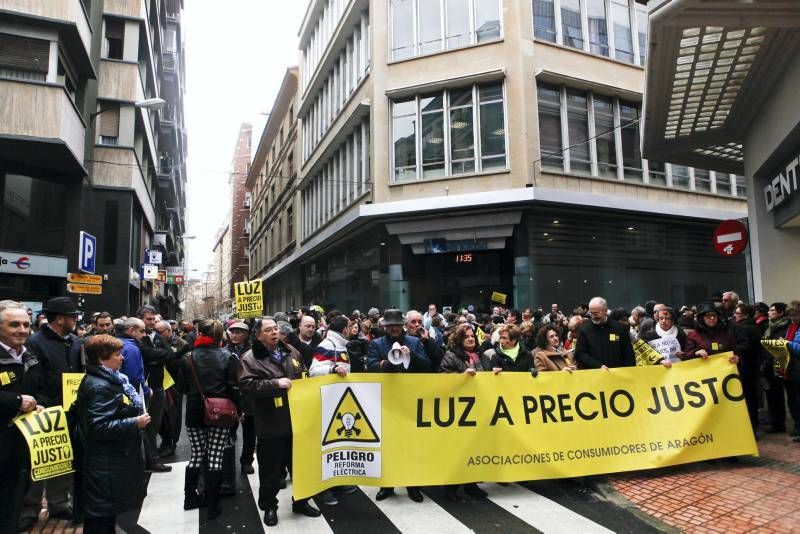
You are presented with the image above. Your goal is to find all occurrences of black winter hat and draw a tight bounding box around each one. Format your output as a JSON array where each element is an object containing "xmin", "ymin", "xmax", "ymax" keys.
[
  {"xmin": 695, "ymin": 301, "xmax": 720, "ymax": 319},
  {"xmin": 43, "ymin": 297, "xmax": 80, "ymax": 316}
]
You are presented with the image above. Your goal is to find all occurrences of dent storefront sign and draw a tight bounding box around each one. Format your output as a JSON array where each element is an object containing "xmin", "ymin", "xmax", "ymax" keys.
[
  {"xmin": 764, "ymin": 152, "xmax": 800, "ymax": 217},
  {"xmin": 289, "ymin": 357, "xmax": 757, "ymax": 500},
  {"xmin": 0, "ymin": 250, "xmax": 68, "ymax": 277}
]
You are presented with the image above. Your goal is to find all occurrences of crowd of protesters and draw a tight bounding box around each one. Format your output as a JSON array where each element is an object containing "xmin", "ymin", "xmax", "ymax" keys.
[{"xmin": 2, "ymin": 290, "xmax": 800, "ymax": 530}]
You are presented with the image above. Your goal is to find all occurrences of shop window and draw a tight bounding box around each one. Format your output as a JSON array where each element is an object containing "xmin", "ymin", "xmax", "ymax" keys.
[
  {"xmin": 561, "ymin": 0, "xmax": 583, "ymax": 50},
  {"xmin": 391, "ymin": 81, "xmax": 507, "ymax": 181},
  {"xmin": 593, "ymin": 95, "xmax": 616, "ymax": 178},
  {"xmin": 566, "ymin": 89, "xmax": 590, "ymax": 173},
  {"xmin": 587, "ymin": 0, "xmax": 609, "ymax": 56},
  {"xmin": 533, "ymin": 0, "xmax": 557, "ymax": 42},
  {"xmin": 536, "ymin": 83, "xmax": 563, "ymax": 170},
  {"xmin": 104, "ymin": 19, "xmax": 124, "ymax": 60},
  {"xmin": 0, "ymin": 173, "xmax": 68, "ymax": 256}
]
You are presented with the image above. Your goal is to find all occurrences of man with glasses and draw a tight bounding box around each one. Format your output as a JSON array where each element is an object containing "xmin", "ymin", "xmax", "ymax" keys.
[
  {"xmin": 20, "ymin": 297, "xmax": 84, "ymax": 528},
  {"xmin": 0, "ymin": 300, "xmax": 42, "ymax": 533},
  {"xmin": 574, "ymin": 296, "xmax": 635, "ymax": 370},
  {"xmin": 155, "ymin": 320, "xmax": 187, "ymax": 459},
  {"xmin": 239, "ymin": 317, "xmax": 320, "ymax": 527}
]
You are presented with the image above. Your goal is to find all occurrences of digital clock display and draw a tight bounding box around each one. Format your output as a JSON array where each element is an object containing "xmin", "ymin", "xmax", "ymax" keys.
[{"xmin": 454, "ymin": 253, "xmax": 473, "ymax": 263}]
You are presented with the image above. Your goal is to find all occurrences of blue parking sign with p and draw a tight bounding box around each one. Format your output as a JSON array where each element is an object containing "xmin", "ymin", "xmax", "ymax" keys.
[{"xmin": 79, "ymin": 231, "xmax": 96, "ymax": 274}]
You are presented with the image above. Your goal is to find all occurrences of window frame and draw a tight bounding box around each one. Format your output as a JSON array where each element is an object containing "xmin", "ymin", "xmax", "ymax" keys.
[
  {"xmin": 389, "ymin": 0, "xmax": 504, "ymax": 62},
  {"xmin": 390, "ymin": 80, "xmax": 509, "ymax": 183}
]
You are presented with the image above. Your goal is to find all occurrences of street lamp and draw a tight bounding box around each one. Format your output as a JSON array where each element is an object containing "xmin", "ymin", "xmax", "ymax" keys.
[{"xmin": 89, "ymin": 97, "xmax": 166, "ymax": 123}]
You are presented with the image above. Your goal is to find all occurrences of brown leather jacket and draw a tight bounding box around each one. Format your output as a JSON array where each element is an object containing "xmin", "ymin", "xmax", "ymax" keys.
[
  {"xmin": 239, "ymin": 340, "xmax": 306, "ymax": 438},
  {"xmin": 532, "ymin": 347, "xmax": 573, "ymax": 372}
]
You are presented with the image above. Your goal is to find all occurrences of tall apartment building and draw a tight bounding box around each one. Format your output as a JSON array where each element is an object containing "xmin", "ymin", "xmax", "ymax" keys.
[
  {"xmin": 210, "ymin": 222, "xmax": 232, "ymax": 317},
  {"xmin": 229, "ymin": 123, "xmax": 252, "ymax": 288},
  {"xmin": 0, "ymin": 0, "xmax": 189, "ymax": 317},
  {"xmin": 251, "ymin": 0, "xmax": 750, "ymax": 313}
]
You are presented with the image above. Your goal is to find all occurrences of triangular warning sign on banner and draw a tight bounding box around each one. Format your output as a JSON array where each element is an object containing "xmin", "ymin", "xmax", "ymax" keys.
[{"xmin": 322, "ymin": 386, "xmax": 380, "ymax": 446}]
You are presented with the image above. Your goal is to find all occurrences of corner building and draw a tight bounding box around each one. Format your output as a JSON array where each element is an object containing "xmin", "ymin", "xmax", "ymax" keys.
[{"xmin": 252, "ymin": 0, "xmax": 749, "ymax": 312}]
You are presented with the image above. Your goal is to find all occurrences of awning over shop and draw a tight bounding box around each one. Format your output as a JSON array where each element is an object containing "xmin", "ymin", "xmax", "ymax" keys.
[
  {"xmin": 385, "ymin": 212, "xmax": 521, "ymax": 254},
  {"xmin": 642, "ymin": 0, "xmax": 800, "ymax": 175}
]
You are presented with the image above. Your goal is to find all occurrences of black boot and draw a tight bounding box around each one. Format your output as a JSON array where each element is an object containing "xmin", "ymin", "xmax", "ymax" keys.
[
  {"xmin": 184, "ymin": 467, "xmax": 205, "ymax": 510},
  {"xmin": 205, "ymin": 470, "xmax": 223, "ymax": 519}
]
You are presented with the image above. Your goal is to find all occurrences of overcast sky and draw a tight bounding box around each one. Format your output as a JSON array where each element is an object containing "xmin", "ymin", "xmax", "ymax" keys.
[{"xmin": 183, "ymin": 1, "xmax": 308, "ymax": 277}]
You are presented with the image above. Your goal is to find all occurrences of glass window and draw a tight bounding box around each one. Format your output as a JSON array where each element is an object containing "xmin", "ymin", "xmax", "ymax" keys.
[
  {"xmin": 735, "ymin": 175, "xmax": 747, "ymax": 197},
  {"xmin": 619, "ymin": 100, "xmax": 642, "ymax": 180},
  {"xmin": 537, "ymin": 83, "xmax": 563, "ymax": 170},
  {"xmin": 715, "ymin": 172, "xmax": 732, "ymax": 195},
  {"xmin": 694, "ymin": 168, "xmax": 711, "ymax": 192},
  {"xmin": 450, "ymin": 87, "xmax": 475, "ymax": 175},
  {"xmin": 533, "ymin": 0, "xmax": 556, "ymax": 42},
  {"xmin": 446, "ymin": 0, "xmax": 472, "ymax": 48},
  {"xmin": 566, "ymin": 89, "xmax": 590, "ymax": 173},
  {"xmin": 593, "ymin": 95, "xmax": 616, "ymax": 178},
  {"xmin": 421, "ymin": 92, "xmax": 446, "ymax": 178},
  {"xmin": 561, "ymin": 0, "xmax": 583, "ymax": 50},
  {"xmin": 391, "ymin": 0, "xmax": 415, "ymax": 60},
  {"xmin": 612, "ymin": 0, "xmax": 634, "ymax": 63},
  {"xmin": 1, "ymin": 173, "xmax": 68, "ymax": 256},
  {"xmin": 392, "ymin": 99, "xmax": 417, "ymax": 182},
  {"xmin": 479, "ymin": 83, "xmax": 506, "ymax": 170},
  {"xmin": 475, "ymin": 0, "xmax": 501, "ymax": 42},
  {"xmin": 418, "ymin": 0, "xmax": 443, "ymax": 54},
  {"xmin": 647, "ymin": 160, "xmax": 666, "ymax": 186},
  {"xmin": 636, "ymin": 7, "xmax": 648, "ymax": 65},
  {"xmin": 671, "ymin": 164, "xmax": 690, "ymax": 189},
  {"xmin": 587, "ymin": 0, "xmax": 609, "ymax": 56}
]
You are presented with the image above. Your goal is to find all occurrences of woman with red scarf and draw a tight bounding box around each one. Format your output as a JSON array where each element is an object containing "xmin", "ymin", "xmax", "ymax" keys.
[{"xmin": 183, "ymin": 319, "xmax": 240, "ymax": 519}]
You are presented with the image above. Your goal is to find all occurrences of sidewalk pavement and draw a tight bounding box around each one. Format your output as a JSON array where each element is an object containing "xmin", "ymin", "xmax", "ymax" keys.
[{"xmin": 609, "ymin": 432, "xmax": 800, "ymax": 533}]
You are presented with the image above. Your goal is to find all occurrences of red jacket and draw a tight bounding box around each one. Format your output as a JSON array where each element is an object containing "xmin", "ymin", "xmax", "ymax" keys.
[{"xmin": 684, "ymin": 325, "xmax": 737, "ymax": 359}]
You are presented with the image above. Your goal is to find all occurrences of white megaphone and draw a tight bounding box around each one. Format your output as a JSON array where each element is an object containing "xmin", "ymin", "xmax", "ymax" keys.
[{"xmin": 387, "ymin": 341, "xmax": 410, "ymax": 369}]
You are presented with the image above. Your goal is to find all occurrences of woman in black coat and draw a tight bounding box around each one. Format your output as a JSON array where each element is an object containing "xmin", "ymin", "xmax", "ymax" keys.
[
  {"xmin": 183, "ymin": 319, "xmax": 240, "ymax": 519},
  {"xmin": 76, "ymin": 335, "xmax": 150, "ymax": 534}
]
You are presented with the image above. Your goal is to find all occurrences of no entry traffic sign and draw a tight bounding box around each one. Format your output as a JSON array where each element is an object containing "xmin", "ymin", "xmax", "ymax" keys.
[{"xmin": 713, "ymin": 220, "xmax": 748, "ymax": 256}]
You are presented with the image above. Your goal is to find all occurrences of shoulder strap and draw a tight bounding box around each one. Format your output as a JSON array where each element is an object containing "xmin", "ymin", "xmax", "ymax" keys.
[{"xmin": 187, "ymin": 353, "xmax": 205, "ymax": 398}]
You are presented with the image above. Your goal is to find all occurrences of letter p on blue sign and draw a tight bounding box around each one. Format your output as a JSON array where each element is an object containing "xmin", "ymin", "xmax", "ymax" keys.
[{"xmin": 79, "ymin": 231, "xmax": 96, "ymax": 274}]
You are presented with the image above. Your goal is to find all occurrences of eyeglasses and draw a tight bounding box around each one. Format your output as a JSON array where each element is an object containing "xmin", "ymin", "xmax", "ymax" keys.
[{"xmin": 7, "ymin": 321, "xmax": 31, "ymax": 328}]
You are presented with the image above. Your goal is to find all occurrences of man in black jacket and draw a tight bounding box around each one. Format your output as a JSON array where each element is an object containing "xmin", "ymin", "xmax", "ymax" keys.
[
  {"xmin": 0, "ymin": 300, "xmax": 42, "ymax": 533},
  {"xmin": 732, "ymin": 303, "xmax": 762, "ymax": 434},
  {"xmin": 137, "ymin": 306, "xmax": 173, "ymax": 473},
  {"xmin": 574, "ymin": 297, "xmax": 635, "ymax": 369},
  {"xmin": 21, "ymin": 297, "xmax": 83, "ymax": 526}
]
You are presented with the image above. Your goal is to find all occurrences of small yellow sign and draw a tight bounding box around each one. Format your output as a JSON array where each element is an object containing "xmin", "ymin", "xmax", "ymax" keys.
[
  {"xmin": 14, "ymin": 406, "xmax": 75, "ymax": 481},
  {"xmin": 234, "ymin": 279, "xmax": 264, "ymax": 318},
  {"xmin": 67, "ymin": 283, "xmax": 102, "ymax": 295},
  {"xmin": 62, "ymin": 373, "xmax": 85, "ymax": 411},
  {"xmin": 321, "ymin": 387, "xmax": 380, "ymax": 446},
  {"xmin": 490, "ymin": 291, "xmax": 507, "ymax": 304},
  {"xmin": 67, "ymin": 273, "xmax": 103, "ymax": 285},
  {"xmin": 163, "ymin": 369, "xmax": 175, "ymax": 390}
]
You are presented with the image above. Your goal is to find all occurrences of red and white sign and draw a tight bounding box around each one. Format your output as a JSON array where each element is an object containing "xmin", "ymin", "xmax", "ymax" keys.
[{"xmin": 713, "ymin": 220, "xmax": 748, "ymax": 256}]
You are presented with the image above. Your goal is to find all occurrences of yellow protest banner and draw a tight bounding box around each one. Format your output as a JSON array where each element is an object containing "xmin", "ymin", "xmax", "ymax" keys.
[
  {"xmin": 62, "ymin": 373, "xmax": 85, "ymax": 411},
  {"xmin": 288, "ymin": 355, "xmax": 756, "ymax": 500},
  {"xmin": 490, "ymin": 291, "xmax": 507, "ymax": 304},
  {"xmin": 14, "ymin": 406, "xmax": 75, "ymax": 481},
  {"xmin": 234, "ymin": 279, "xmax": 264, "ymax": 318},
  {"xmin": 633, "ymin": 338, "xmax": 664, "ymax": 366},
  {"xmin": 762, "ymin": 339, "xmax": 790, "ymax": 374}
]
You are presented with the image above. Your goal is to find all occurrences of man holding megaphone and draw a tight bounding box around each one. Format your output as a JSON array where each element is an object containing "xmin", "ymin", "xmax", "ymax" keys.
[{"xmin": 366, "ymin": 309, "xmax": 431, "ymax": 503}]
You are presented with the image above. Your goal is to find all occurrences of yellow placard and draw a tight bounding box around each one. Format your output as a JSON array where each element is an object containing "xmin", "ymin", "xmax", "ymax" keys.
[
  {"xmin": 163, "ymin": 369, "xmax": 175, "ymax": 390},
  {"xmin": 490, "ymin": 291, "xmax": 507, "ymax": 304},
  {"xmin": 288, "ymin": 354, "xmax": 756, "ymax": 500},
  {"xmin": 14, "ymin": 406, "xmax": 75, "ymax": 481},
  {"xmin": 234, "ymin": 279, "xmax": 264, "ymax": 319},
  {"xmin": 633, "ymin": 338, "xmax": 664, "ymax": 366},
  {"xmin": 61, "ymin": 373, "xmax": 85, "ymax": 411},
  {"xmin": 762, "ymin": 339, "xmax": 790, "ymax": 374},
  {"xmin": 476, "ymin": 327, "xmax": 486, "ymax": 347}
]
